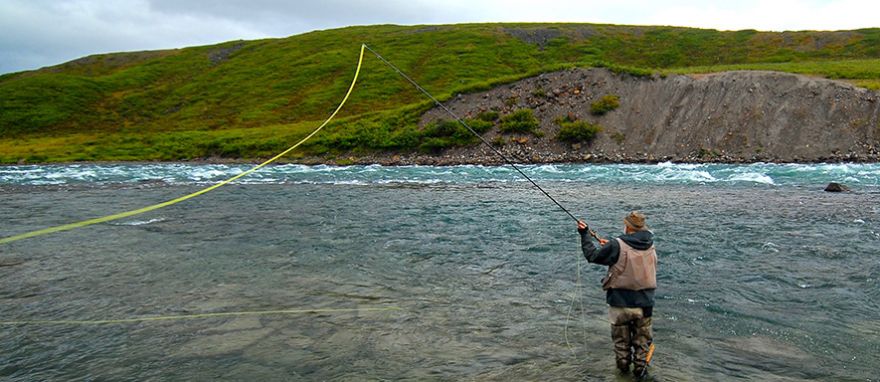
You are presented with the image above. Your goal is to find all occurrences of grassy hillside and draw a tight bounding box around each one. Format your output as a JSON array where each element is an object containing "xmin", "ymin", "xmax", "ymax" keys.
[{"xmin": 2, "ymin": 23, "xmax": 880, "ymax": 163}]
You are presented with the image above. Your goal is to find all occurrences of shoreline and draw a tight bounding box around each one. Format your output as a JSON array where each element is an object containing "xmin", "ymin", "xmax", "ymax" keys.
[{"xmin": 4, "ymin": 153, "xmax": 880, "ymax": 167}]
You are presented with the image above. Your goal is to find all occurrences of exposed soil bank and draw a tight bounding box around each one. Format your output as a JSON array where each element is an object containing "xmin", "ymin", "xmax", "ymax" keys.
[{"xmin": 307, "ymin": 68, "xmax": 880, "ymax": 165}]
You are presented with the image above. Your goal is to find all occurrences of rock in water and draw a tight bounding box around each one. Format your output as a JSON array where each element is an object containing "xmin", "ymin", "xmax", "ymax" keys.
[
  {"xmin": 0, "ymin": 260, "xmax": 24, "ymax": 267},
  {"xmin": 824, "ymin": 182, "xmax": 850, "ymax": 192}
]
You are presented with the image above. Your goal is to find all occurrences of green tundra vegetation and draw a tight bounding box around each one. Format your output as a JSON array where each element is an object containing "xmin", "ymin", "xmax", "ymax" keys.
[
  {"xmin": 556, "ymin": 116, "xmax": 603, "ymax": 143},
  {"xmin": 589, "ymin": 94, "xmax": 621, "ymax": 116},
  {"xmin": 2, "ymin": 23, "xmax": 880, "ymax": 163},
  {"xmin": 499, "ymin": 109, "xmax": 541, "ymax": 135}
]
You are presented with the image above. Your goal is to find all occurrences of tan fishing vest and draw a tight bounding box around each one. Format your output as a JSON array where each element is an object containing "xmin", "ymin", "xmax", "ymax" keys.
[{"xmin": 602, "ymin": 238, "xmax": 657, "ymax": 291}]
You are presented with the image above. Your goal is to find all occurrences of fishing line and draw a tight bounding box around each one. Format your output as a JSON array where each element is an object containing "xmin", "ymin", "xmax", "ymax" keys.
[
  {"xmin": 0, "ymin": 45, "xmax": 367, "ymax": 245},
  {"xmin": 564, "ymin": 252, "xmax": 585, "ymax": 355},
  {"xmin": 0, "ymin": 45, "xmax": 395, "ymax": 328},
  {"xmin": 363, "ymin": 44, "xmax": 581, "ymax": 224},
  {"xmin": 364, "ymin": 44, "xmax": 609, "ymax": 356}
]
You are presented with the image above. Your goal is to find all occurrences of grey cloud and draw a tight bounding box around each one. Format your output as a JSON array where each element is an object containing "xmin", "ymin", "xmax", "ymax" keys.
[
  {"xmin": 0, "ymin": 1, "xmax": 261, "ymax": 74},
  {"xmin": 147, "ymin": 0, "xmax": 444, "ymax": 29}
]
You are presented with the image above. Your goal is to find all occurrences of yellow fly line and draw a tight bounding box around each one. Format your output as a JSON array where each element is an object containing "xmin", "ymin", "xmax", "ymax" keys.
[
  {"xmin": 0, "ymin": 44, "xmax": 367, "ymax": 245},
  {"xmin": 0, "ymin": 306, "xmax": 402, "ymax": 326},
  {"xmin": 0, "ymin": 46, "xmax": 403, "ymax": 328}
]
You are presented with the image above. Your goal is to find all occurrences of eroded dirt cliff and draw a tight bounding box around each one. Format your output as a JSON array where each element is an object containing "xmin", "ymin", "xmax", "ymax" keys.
[{"xmin": 409, "ymin": 68, "xmax": 880, "ymax": 164}]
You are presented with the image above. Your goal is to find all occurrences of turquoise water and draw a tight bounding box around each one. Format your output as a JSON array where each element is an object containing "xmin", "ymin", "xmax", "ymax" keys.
[
  {"xmin": 2, "ymin": 162, "xmax": 880, "ymax": 187},
  {"xmin": 1, "ymin": 163, "xmax": 878, "ymax": 381}
]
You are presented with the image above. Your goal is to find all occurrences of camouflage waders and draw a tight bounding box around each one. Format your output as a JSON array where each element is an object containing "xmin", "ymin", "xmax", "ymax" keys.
[{"xmin": 609, "ymin": 306, "xmax": 653, "ymax": 376}]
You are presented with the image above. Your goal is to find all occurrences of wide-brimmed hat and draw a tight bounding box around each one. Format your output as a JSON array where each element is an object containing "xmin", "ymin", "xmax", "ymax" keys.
[{"xmin": 624, "ymin": 211, "xmax": 648, "ymax": 231}]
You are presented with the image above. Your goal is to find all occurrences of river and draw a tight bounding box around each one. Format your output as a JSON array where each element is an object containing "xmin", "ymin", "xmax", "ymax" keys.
[{"xmin": 1, "ymin": 163, "xmax": 878, "ymax": 381}]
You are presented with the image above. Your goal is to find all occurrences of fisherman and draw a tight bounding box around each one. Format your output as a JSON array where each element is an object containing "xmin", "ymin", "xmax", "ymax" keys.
[{"xmin": 577, "ymin": 211, "xmax": 656, "ymax": 378}]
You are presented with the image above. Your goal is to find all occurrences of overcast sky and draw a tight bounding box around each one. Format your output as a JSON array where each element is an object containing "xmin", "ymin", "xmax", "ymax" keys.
[{"xmin": 2, "ymin": 0, "xmax": 879, "ymax": 74}]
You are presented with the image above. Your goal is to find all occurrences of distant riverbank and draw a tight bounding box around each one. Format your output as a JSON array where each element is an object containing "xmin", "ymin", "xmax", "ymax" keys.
[{"xmin": 3, "ymin": 68, "xmax": 879, "ymax": 166}]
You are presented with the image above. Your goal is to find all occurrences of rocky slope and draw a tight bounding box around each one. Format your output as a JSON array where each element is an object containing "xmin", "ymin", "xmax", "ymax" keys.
[{"xmin": 349, "ymin": 68, "xmax": 880, "ymax": 165}]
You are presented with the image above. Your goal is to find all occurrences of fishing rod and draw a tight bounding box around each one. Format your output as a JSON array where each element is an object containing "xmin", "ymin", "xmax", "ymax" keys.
[{"xmin": 363, "ymin": 44, "xmax": 605, "ymax": 241}]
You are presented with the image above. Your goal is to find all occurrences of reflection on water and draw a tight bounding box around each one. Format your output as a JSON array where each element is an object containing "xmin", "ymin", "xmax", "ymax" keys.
[{"xmin": 1, "ymin": 170, "xmax": 879, "ymax": 381}]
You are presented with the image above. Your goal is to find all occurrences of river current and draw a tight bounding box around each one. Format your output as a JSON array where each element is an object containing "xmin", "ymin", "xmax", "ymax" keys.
[{"xmin": 1, "ymin": 163, "xmax": 878, "ymax": 381}]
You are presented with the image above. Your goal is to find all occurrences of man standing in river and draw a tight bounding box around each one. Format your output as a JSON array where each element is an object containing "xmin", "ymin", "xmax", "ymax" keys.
[{"xmin": 577, "ymin": 211, "xmax": 657, "ymax": 378}]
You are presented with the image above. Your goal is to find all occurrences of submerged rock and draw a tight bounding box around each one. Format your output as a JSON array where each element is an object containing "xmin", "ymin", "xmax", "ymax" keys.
[
  {"xmin": 0, "ymin": 259, "xmax": 24, "ymax": 267},
  {"xmin": 175, "ymin": 328, "xmax": 274, "ymax": 357},
  {"xmin": 824, "ymin": 182, "xmax": 850, "ymax": 192}
]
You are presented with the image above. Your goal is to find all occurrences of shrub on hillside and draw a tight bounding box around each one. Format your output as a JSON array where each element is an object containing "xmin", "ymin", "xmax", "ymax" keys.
[
  {"xmin": 555, "ymin": 116, "xmax": 603, "ymax": 143},
  {"xmin": 476, "ymin": 111, "xmax": 499, "ymax": 122},
  {"xmin": 417, "ymin": 118, "xmax": 494, "ymax": 152},
  {"xmin": 500, "ymin": 109, "xmax": 540, "ymax": 135},
  {"xmin": 466, "ymin": 118, "xmax": 494, "ymax": 134},
  {"xmin": 590, "ymin": 95, "xmax": 620, "ymax": 115}
]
